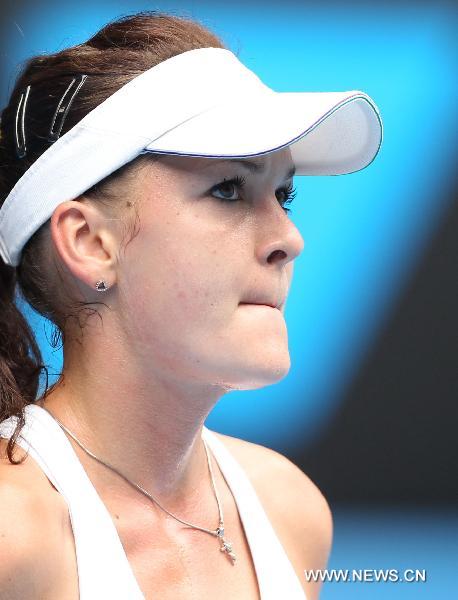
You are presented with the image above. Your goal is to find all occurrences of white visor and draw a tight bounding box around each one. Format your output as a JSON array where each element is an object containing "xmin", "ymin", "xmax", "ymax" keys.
[{"xmin": 0, "ymin": 47, "xmax": 382, "ymax": 267}]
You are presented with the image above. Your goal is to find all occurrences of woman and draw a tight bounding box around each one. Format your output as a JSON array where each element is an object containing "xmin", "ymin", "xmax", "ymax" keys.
[{"xmin": 0, "ymin": 11, "xmax": 382, "ymax": 600}]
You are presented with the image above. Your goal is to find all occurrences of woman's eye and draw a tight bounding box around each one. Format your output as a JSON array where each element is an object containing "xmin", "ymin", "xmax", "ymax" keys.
[
  {"xmin": 210, "ymin": 176, "xmax": 246, "ymax": 201},
  {"xmin": 211, "ymin": 182, "xmax": 238, "ymax": 200},
  {"xmin": 276, "ymin": 182, "xmax": 297, "ymax": 214}
]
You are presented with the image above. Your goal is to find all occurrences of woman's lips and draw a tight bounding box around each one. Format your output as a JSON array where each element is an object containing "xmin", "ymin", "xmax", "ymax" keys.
[{"xmin": 239, "ymin": 302, "xmax": 281, "ymax": 310}]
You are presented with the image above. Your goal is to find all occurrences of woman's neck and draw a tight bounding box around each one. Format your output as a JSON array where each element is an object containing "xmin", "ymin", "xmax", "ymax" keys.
[{"xmin": 36, "ymin": 363, "xmax": 226, "ymax": 512}]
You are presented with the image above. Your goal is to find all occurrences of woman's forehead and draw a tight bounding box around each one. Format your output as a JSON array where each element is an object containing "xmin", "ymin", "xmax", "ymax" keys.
[{"xmin": 153, "ymin": 148, "xmax": 295, "ymax": 177}]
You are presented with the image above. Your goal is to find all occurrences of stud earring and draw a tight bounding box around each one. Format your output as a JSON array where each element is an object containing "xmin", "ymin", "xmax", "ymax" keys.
[{"xmin": 95, "ymin": 280, "xmax": 109, "ymax": 292}]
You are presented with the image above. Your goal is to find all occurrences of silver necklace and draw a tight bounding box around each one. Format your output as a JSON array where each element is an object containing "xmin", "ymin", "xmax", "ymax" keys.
[{"xmin": 42, "ymin": 407, "xmax": 237, "ymax": 564}]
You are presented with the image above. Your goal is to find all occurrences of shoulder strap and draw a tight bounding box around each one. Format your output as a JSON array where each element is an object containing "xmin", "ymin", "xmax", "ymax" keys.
[
  {"xmin": 0, "ymin": 404, "xmax": 145, "ymax": 600},
  {"xmin": 202, "ymin": 426, "xmax": 307, "ymax": 600}
]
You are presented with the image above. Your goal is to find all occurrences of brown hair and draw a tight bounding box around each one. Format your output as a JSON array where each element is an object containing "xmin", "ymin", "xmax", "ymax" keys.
[{"xmin": 0, "ymin": 11, "xmax": 226, "ymax": 463}]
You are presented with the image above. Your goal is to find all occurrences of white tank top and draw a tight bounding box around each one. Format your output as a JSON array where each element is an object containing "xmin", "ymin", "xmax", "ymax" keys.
[{"xmin": 0, "ymin": 404, "xmax": 307, "ymax": 599}]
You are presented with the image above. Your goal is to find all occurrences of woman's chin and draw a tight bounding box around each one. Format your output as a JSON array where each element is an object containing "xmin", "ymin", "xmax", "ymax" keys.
[{"xmin": 214, "ymin": 352, "xmax": 291, "ymax": 391}]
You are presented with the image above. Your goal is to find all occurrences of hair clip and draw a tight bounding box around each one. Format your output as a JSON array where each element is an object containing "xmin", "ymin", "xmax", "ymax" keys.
[
  {"xmin": 14, "ymin": 85, "xmax": 31, "ymax": 159},
  {"xmin": 48, "ymin": 74, "xmax": 88, "ymax": 143}
]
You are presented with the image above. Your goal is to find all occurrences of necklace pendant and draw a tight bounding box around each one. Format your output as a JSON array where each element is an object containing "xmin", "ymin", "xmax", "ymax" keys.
[
  {"xmin": 219, "ymin": 538, "xmax": 237, "ymax": 565},
  {"xmin": 215, "ymin": 525, "xmax": 236, "ymax": 564}
]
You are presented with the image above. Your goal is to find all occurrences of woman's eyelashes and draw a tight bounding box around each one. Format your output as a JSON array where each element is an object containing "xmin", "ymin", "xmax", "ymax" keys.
[{"xmin": 208, "ymin": 175, "xmax": 297, "ymax": 213}]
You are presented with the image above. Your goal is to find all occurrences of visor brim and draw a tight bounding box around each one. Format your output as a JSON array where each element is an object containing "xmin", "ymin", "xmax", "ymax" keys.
[{"xmin": 143, "ymin": 90, "xmax": 382, "ymax": 175}]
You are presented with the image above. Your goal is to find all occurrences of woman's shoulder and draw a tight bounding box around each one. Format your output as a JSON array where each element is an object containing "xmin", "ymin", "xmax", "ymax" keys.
[
  {"xmin": 210, "ymin": 428, "xmax": 332, "ymax": 521},
  {"xmin": 0, "ymin": 437, "xmax": 75, "ymax": 598},
  {"xmin": 209, "ymin": 429, "xmax": 333, "ymax": 599}
]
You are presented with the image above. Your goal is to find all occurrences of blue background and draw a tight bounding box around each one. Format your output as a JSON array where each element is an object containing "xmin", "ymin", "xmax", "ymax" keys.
[{"xmin": 1, "ymin": 1, "xmax": 457, "ymax": 598}]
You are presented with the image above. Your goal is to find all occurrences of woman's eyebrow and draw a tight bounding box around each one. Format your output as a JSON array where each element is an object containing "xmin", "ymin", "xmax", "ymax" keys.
[{"xmin": 201, "ymin": 158, "xmax": 296, "ymax": 179}]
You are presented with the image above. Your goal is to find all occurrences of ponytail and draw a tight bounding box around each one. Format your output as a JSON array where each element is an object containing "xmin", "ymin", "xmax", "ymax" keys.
[{"xmin": 0, "ymin": 256, "xmax": 46, "ymax": 463}]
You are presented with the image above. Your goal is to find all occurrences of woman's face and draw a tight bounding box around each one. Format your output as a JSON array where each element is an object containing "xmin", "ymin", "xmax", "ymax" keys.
[{"xmin": 116, "ymin": 148, "xmax": 304, "ymax": 391}]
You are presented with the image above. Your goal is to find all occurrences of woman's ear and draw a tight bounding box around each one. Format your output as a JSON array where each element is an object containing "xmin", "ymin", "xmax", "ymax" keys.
[{"xmin": 50, "ymin": 199, "xmax": 118, "ymax": 292}]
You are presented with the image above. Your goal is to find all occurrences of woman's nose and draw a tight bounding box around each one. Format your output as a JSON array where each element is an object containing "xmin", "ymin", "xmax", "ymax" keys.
[{"xmin": 256, "ymin": 205, "xmax": 305, "ymax": 267}]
